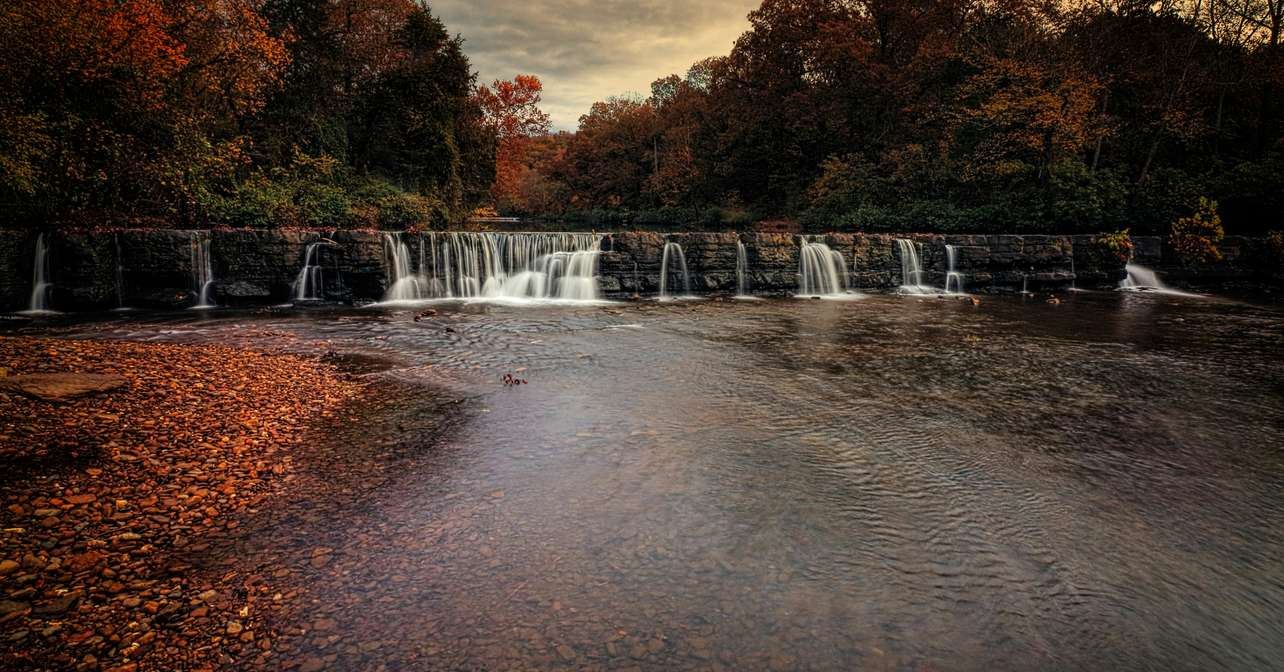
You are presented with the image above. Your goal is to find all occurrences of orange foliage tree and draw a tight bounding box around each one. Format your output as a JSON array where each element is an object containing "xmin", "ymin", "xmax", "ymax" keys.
[
  {"xmin": 0, "ymin": 0, "xmax": 189, "ymax": 216},
  {"xmin": 475, "ymin": 75, "xmax": 552, "ymax": 211}
]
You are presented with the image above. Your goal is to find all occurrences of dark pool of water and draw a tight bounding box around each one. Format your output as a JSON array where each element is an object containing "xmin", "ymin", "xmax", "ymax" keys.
[{"xmin": 11, "ymin": 291, "xmax": 1284, "ymax": 670}]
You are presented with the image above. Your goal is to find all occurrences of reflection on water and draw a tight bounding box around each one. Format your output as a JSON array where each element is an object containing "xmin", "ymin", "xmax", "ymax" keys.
[{"xmin": 17, "ymin": 293, "xmax": 1284, "ymax": 671}]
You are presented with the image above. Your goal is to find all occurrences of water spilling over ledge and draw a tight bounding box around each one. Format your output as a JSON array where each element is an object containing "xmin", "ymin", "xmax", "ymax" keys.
[
  {"xmin": 798, "ymin": 236, "xmax": 858, "ymax": 298},
  {"xmin": 0, "ymin": 230, "xmax": 1277, "ymax": 312},
  {"xmin": 659, "ymin": 241, "xmax": 693, "ymax": 300},
  {"xmin": 377, "ymin": 231, "xmax": 605, "ymax": 305},
  {"xmin": 19, "ymin": 232, "xmax": 55, "ymax": 315}
]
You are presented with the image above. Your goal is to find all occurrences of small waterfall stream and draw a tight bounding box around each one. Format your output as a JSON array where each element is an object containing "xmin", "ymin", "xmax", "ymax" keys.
[
  {"xmin": 1117, "ymin": 263, "xmax": 1202, "ymax": 297},
  {"xmin": 24, "ymin": 233, "xmax": 54, "ymax": 314},
  {"xmin": 735, "ymin": 240, "xmax": 753, "ymax": 298},
  {"xmin": 798, "ymin": 236, "xmax": 851, "ymax": 297},
  {"xmin": 895, "ymin": 239, "xmax": 932, "ymax": 293},
  {"xmin": 1119, "ymin": 263, "xmax": 1165, "ymax": 291},
  {"xmin": 383, "ymin": 233, "xmax": 425, "ymax": 302},
  {"xmin": 112, "ymin": 233, "xmax": 128, "ymax": 309},
  {"xmin": 190, "ymin": 232, "xmax": 216, "ymax": 308},
  {"xmin": 293, "ymin": 241, "xmax": 326, "ymax": 302},
  {"xmin": 945, "ymin": 244, "xmax": 964, "ymax": 294},
  {"xmin": 659, "ymin": 242, "xmax": 691, "ymax": 300}
]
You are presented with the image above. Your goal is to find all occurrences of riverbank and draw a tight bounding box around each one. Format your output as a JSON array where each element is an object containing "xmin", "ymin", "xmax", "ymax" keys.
[{"xmin": 0, "ymin": 337, "xmax": 365, "ymax": 670}]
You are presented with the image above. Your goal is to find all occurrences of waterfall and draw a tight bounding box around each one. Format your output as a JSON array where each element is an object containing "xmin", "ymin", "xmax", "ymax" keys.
[
  {"xmin": 945, "ymin": 244, "xmax": 964, "ymax": 294},
  {"xmin": 896, "ymin": 239, "xmax": 931, "ymax": 293},
  {"xmin": 1021, "ymin": 273, "xmax": 1031, "ymax": 295},
  {"xmin": 382, "ymin": 232, "xmax": 603, "ymax": 303},
  {"xmin": 112, "ymin": 233, "xmax": 127, "ymax": 309},
  {"xmin": 23, "ymin": 233, "xmax": 54, "ymax": 314},
  {"xmin": 1118, "ymin": 263, "xmax": 1167, "ymax": 291},
  {"xmin": 293, "ymin": 241, "xmax": 326, "ymax": 302},
  {"xmin": 735, "ymin": 240, "xmax": 752, "ymax": 298},
  {"xmin": 190, "ymin": 232, "xmax": 216, "ymax": 309},
  {"xmin": 659, "ymin": 242, "xmax": 691, "ymax": 300},
  {"xmin": 1117, "ymin": 264, "xmax": 1203, "ymax": 297},
  {"xmin": 798, "ymin": 236, "xmax": 850, "ymax": 297},
  {"xmin": 382, "ymin": 232, "xmax": 425, "ymax": 302}
]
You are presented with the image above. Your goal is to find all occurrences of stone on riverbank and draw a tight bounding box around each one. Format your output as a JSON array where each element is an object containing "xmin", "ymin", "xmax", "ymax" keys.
[{"xmin": 0, "ymin": 372, "xmax": 126, "ymax": 402}]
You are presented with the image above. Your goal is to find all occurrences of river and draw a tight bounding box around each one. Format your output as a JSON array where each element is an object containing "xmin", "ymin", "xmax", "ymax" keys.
[{"xmin": 11, "ymin": 290, "xmax": 1284, "ymax": 671}]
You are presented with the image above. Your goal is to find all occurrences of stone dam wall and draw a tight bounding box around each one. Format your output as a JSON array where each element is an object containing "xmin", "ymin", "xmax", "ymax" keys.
[{"xmin": 0, "ymin": 230, "xmax": 1278, "ymax": 311}]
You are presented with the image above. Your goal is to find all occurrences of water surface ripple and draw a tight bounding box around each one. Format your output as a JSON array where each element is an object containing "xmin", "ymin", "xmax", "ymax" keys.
[{"xmin": 17, "ymin": 292, "xmax": 1284, "ymax": 671}]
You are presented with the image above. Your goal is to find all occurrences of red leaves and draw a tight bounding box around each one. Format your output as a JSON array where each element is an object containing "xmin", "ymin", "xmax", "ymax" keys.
[
  {"xmin": 476, "ymin": 75, "xmax": 553, "ymax": 209},
  {"xmin": 501, "ymin": 373, "xmax": 528, "ymax": 387}
]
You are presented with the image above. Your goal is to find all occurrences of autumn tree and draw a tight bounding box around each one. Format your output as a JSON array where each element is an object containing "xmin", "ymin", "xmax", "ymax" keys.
[
  {"xmin": 558, "ymin": 96, "xmax": 659, "ymax": 209},
  {"xmin": 0, "ymin": 0, "xmax": 192, "ymax": 221},
  {"xmin": 475, "ymin": 75, "xmax": 552, "ymax": 212}
]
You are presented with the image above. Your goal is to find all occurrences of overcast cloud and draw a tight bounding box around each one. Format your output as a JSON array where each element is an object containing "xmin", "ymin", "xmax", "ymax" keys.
[{"xmin": 432, "ymin": 1, "xmax": 761, "ymax": 130}]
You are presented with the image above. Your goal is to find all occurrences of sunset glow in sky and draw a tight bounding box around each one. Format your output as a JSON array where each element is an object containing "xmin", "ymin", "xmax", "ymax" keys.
[{"xmin": 433, "ymin": 0, "xmax": 760, "ymax": 130}]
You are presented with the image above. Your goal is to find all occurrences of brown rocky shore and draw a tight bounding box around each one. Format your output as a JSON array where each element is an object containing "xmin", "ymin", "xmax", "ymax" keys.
[{"xmin": 0, "ymin": 337, "xmax": 365, "ymax": 670}]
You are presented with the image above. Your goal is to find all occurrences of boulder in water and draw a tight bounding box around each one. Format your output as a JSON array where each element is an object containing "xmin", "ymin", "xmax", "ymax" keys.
[{"xmin": 0, "ymin": 373, "xmax": 127, "ymax": 402}]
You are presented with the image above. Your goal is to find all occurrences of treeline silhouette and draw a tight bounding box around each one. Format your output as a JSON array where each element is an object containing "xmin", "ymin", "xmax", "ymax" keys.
[{"xmin": 503, "ymin": 0, "xmax": 1284, "ymax": 235}]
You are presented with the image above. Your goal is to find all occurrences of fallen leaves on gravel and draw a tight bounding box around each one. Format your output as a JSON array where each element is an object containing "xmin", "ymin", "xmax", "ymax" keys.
[{"xmin": 0, "ymin": 337, "xmax": 364, "ymax": 670}]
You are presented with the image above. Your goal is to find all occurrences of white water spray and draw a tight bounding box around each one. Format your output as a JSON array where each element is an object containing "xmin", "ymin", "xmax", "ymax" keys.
[
  {"xmin": 735, "ymin": 240, "xmax": 754, "ymax": 298},
  {"xmin": 945, "ymin": 244, "xmax": 964, "ymax": 294},
  {"xmin": 190, "ymin": 232, "xmax": 216, "ymax": 309},
  {"xmin": 659, "ymin": 242, "xmax": 691, "ymax": 300},
  {"xmin": 798, "ymin": 236, "xmax": 852, "ymax": 297},
  {"xmin": 23, "ymin": 233, "xmax": 54, "ymax": 314},
  {"xmin": 293, "ymin": 241, "xmax": 326, "ymax": 301},
  {"xmin": 382, "ymin": 233, "xmax": 425, "ymax": 302},
  {"xmin": 896, "ymin": 239, "xmax": 933, "ymax": 293},
  {"xmin": 382, "ymin": 232, "xmax": 603, "ymax": 304},
  {"xmin": 1118, "ymin": 263, "xmax": 1201, "ymax": 297}
]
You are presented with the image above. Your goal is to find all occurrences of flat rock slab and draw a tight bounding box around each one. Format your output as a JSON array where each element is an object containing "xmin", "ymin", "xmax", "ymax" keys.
[{"xmin": 0, "ymin": 373, "xmax": 128, "ymax": 402}]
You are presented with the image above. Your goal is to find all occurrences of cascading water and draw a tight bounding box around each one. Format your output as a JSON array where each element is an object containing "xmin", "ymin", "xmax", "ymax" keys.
[
  {"xmin": 23, "ymin": 233, "xmax": 54, "ymax": 314},
  {"xmin": 190, "ymin": 232, "xmax": 216, "ymax": 309},
  {"xmin": 382, "ymin": 232, "xmax": 603, "ymax": 303},
  {"xmin": 293, "ymin": 241, "xmax": 326, "ymax": 302},
  {"xmin": 735, "ymin": 240, "xmax": 755, "ymax": 298},
  {"xmin": 896, "ymin": 239, "xmax": 932, "ymax": 293},
  {"xmin": 659, "ymin": 242, "xmax": 691, "ymax": 300},
  {"xmin": 945, "ymin": 244, "xmax": 964, "ymax": 294},
  {"xmin": 1117, "ymin": 263, "xmax": 1201, "ymax": 297},
  {"xmin": 112, "ymin": 233, "xmax": 128, "ymax": 309},
  {"xmin": 382, "ymin": 233, "xmax": 425, "ymax": 302},
  {"xmin": 798, "ymin": 236, "xmax": 852, "ymax": 297},
  {"xmin": 1119, "ymin": 263, "xmax": 1165, "ymax": 291}
]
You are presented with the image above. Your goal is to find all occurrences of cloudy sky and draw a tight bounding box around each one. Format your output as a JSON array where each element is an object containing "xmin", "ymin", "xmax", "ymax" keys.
[{"xmin": 433, "ymin": 1, "xmax": 761, "ymax": 130}]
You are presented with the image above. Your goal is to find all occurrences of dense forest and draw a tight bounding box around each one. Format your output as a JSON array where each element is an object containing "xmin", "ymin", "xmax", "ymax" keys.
[
  {"xmin": 0, "ymin": 0, "xmax": 505, "ymax": 229},
  {"xmin": 2, "ymin": 0, "xmax": 1283, "ymax": 235},
  {"xmin": 502, "ymin": 0, "xmax": 1284, "ymax": 235}
]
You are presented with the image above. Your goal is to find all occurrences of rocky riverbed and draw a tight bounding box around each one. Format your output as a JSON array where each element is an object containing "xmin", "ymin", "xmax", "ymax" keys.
[{"xmin": 0, "ymin": 337, "xmax": 364, "ymax": 670}]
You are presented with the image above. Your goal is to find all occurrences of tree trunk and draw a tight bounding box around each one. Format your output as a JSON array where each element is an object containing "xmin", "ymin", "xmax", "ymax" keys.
[
  {"xmin": 1091, "ymin": 89, "xmax": 1109, "ymax": 171},
  {"xmin": 1139, "ymin": 137, "xmax": 1160, "ymax": 184}
]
